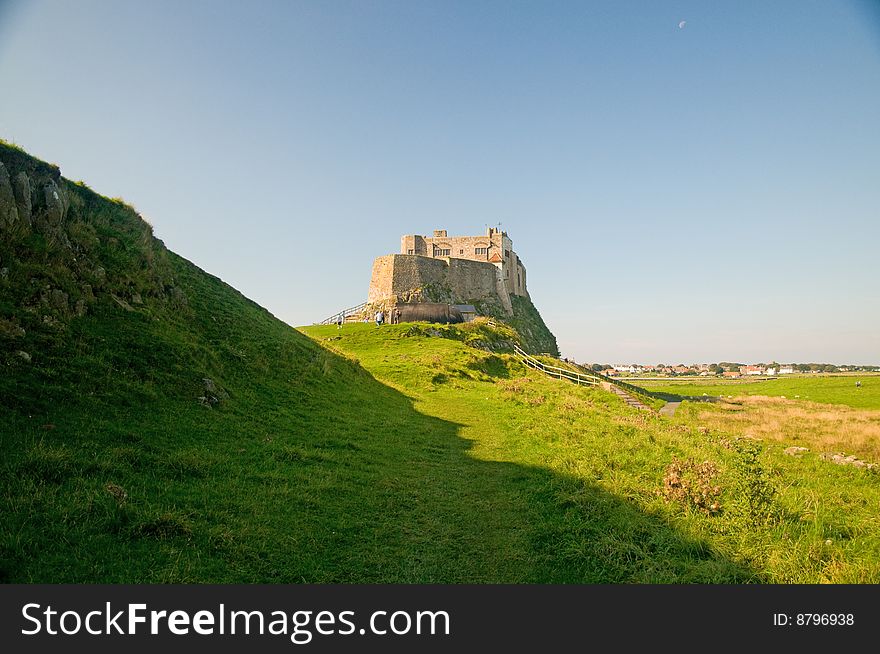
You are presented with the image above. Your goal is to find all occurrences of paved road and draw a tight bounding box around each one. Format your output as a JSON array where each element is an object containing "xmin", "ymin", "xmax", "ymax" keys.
[{"xmin": 659, "ymin": 401, "xmax": 681, "ymax": 417}]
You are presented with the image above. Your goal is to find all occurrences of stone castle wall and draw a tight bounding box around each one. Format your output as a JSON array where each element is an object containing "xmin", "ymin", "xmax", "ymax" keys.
[
  {"xmin": 402, "ymin": 233, "xmax": 496, "ymax": 260},
  {"xmin": 365, "ymin": 229, "xmax": 555, "ymax": 354},
  {"xmin": 398, "ymin": 228, "xmax": 529, "ymax": 299},
  {"xmin": 368, "ymin": 254, "xmax": 512, "ymax": 314}
]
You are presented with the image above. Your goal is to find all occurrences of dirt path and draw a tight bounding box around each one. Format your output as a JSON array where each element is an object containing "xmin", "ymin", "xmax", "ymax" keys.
[{"xmin": 659, "ymin": 401, "xmax": 681, "ymax": 417}]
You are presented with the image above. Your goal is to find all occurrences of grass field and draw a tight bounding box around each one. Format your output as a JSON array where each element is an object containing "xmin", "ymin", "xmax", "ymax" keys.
[
  {"xmin": 632, "ymin": 375, "xmax": 880, "ymax": 410},
  {"xmin": 299, "ymin": 324, "xmax": 880, "ymax": 583},
  {"xmin": 6, "ymin": 311, "xmax": 880, "ymax": 582},
  {"xmin": 630, "ymin": 375, "xmax": 880, "ymax": 469},
  {"xmin": 5, "ymin": 141, "xmax": 879, "ymax": 584}
]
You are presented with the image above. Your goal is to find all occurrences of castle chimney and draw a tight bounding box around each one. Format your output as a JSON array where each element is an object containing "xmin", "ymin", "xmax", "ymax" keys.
[{"xmin": 433, "ymin": 229, "xmax": 447, "ymax": 238}]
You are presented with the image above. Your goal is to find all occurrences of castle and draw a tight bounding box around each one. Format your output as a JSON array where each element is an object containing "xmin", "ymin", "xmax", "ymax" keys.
[
  {"xmin": 368, "ymin": 228, "xmax": 528, "ymax": 315},
  {"xmin": 401, "ymin": 228, "xmax": 528, "ymax": 298},
  {"xmin": 365, "ymin": 227, "xmax": 558, "ymax": 355}
]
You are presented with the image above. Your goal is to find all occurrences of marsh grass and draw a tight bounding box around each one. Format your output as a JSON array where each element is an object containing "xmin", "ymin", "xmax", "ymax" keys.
[{"xmin": 690, "ymin": 396, "xmax": 880, "ymax": 464}]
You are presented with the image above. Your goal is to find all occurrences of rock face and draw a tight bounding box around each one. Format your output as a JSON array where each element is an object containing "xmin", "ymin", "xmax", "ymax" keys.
[
  {"xmin": 0, "ymin": 162, "xmax": 19, "ymax": 231},
  {"xmin": 41, "ymin": 180, "xmax": 66, "ymax": 227},
  {"xmin": 1, "ymin": 151, "xmax": 71, "ymax": 240},
  {"xmin": 0, "ymin": 141, "xmax": 187, "ymax": 367},
  {"xmin": 198, "ymin": 378, "xmax": 229, "ymax": 408},
  {"xmin": 13, "ymin": 171, "xmax": 32, "ymax": 228}
]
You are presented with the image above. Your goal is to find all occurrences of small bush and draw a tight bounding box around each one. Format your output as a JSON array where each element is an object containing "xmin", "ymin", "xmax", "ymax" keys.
[
  {"xmin": 728, "ymin": 440, "xmax": 777, "ymax": 523},
  {"xmin": 662, "ymin": 458, "xmax": 722, "ymax": 514}
]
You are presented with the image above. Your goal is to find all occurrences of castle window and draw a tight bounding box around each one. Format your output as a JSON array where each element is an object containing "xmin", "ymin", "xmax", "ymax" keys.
[
  {"xmin": 407, "ymin": 249, "xmax": 414, "ymax": 255},
  {"xmin": 435, "ymin": 248, "xmax": 450, "ymax": 256},
  {"xmin": 505, "ymin": 250, "xmax": 510, "ymax": 259},
  {"xmin": 475, "ymin": 247, "xmax": 488, "ymax": 256},
  {"xmin": 459, "ymin": 249, "xmax": 464, "ymax": 255}
]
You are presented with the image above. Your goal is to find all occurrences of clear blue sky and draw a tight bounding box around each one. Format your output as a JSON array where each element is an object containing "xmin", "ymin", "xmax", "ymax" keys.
[{"xmin": 2, "ymin": 0, "xmax": 878, "ymax": 364}]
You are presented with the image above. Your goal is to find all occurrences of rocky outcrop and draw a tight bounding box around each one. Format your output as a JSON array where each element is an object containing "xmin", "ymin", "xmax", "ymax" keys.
[
  {"xmin": 12, "ymin": 171, "xmax": 32, "ymax": 229},
  {"xmin": 198, "ymin": 378, "xmax": 229, "ymax": 408},
  {"xmin": 820, "ymin": 452, "xmax": 876, "ymax": 470},
  {"xmin": 0, "ymin": 141, "xmax": 187, "ymax": 366},
  {"xmin": 0, "ymin": 151, "xmax": 71, "ymax": 241},
  {"xmin": 40, "ymin": 179, "xmax": 67, "ymax": 228},
  {"xmin": 0, "ymin": 162, "xmax": 18, "ymax": 231}
]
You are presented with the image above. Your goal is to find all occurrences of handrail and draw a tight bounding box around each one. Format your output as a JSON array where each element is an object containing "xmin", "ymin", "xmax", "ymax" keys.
[
  {"xmin": 514, "ymin": 345, "xmax": 658, "ymax": 409},
  {"xmin": 317, "ymin": 301, "xmax": 368, "ymax": 325},
  {"xmin": 513, "ymin": 344, "xmax": 600, "ymax": 386},
  {"xmin": 566, "ymin": 360, "xmax": 658, "ymax": 405}
]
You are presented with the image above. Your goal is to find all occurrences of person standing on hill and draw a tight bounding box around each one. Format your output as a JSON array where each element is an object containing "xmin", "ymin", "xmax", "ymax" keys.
[
  {"xmin": 393, "ymin": 307, "xmax": 401, "ymax": 324},
  {"xmin": 375, "ymin": 310, "xmax": 384, "ymax": 327}
]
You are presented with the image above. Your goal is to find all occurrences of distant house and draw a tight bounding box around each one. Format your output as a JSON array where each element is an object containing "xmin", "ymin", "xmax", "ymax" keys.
[
  {"xmin": 723, "ymin": 371, "xmax": 741, "ymax": 378},
  {"xmin": 765, "ymin": 367, "xmax": 777, "ymax": 376},
  {"xmin": 740, "ymin": 365, "xmax": 765, "ymax": 376},
  {"xmin": 778, "ymin": 366, "xmax": 794, "ymax": 375}
]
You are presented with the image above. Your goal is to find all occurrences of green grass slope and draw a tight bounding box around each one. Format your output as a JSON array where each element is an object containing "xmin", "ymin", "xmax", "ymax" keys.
[
  {"xmin": 300, "ymin": 324, "xmax": 880, "ymax": 583},
  {"xmin": 2, "ymin": 143, "xmax": 878, "ymax": 583}
]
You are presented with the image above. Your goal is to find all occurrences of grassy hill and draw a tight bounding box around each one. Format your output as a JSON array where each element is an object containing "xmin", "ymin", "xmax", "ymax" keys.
[
  {"xmin": 2, "ymin": 143, "xmax": 879, "ymax": 583},
  {"xmin": 302, "ymin": 324, "xmax": 880, "ymax": 583}
]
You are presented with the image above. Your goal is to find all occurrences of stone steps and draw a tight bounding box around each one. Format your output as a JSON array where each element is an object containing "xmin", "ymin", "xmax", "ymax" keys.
[{"xmin": 609, "ymin": 385, "xmax": 653, "ymax": 411}]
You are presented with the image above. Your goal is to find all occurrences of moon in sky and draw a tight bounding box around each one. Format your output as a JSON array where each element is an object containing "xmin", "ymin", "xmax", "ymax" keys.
[{"xmin": 678, "ymin": 20, "xmax": 687, "ymax": 29}]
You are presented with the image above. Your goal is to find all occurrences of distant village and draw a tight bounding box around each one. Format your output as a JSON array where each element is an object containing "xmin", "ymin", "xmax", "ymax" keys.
[{"xmin": 585, "ymin": 362, "xmax": 880, "ymax": 378}]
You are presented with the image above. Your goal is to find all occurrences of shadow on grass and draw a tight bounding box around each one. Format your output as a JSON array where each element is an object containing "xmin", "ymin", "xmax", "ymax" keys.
[
  {"xmin": 264, "ymin": 353, "xmax": 758, "ymax": 583},
  {"xmin": 0, "ymin": 328, "xmax": 756, "ymax": 584}
]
